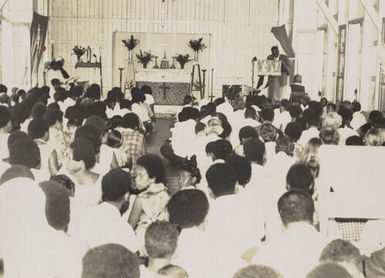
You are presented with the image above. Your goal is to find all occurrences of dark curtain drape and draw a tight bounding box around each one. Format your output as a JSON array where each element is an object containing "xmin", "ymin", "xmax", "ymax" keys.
[
  {"xmin": 30, "ymin": 12, "xmax": 49, "ymax": 87},
  {"xmin": 271, "ymin": 25, "xmax": 295, "ymax": 58}
]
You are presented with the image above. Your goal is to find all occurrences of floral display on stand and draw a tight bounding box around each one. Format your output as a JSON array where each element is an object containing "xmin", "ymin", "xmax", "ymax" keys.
[
  {"xmin": 122, "ymin": 35, "xmax": 140, "ymax": 60},
  {"xmin": 188, "ymin": 37, "xmax": 207, "ymax": 62}
]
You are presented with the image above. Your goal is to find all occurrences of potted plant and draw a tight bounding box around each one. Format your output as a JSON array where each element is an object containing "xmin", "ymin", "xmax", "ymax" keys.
[
  {"xmin": 136, "ymin": 50, "xmax": 154, "ymax": 68},
  {"xmin": 175, "ymin": 54, "xmax": 192, "ymax": 69},
  {"xmin": 188, "ymin": 37, "xmax": 207, "ymax": 62},
  {"xmin": 72, "ymin": 45, "xmax": 87, "ymax": 62},
  {"xmin": 122, "ymin": 35, "xmax": 140, "ymax": 60}
]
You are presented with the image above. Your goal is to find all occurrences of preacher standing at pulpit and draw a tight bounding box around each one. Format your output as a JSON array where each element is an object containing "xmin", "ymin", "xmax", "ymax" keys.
[{"xmin": 266, "ymin": 46, "xmax": 291, "ymax": 101}]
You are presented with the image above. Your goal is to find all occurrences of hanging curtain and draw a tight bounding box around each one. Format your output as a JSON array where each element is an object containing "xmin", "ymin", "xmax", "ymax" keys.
[
  {"xmin": 30, "ymin": 12, "xmax": 49, "ymax": 87},
  {"xmin": 271, "ymin": 25, "xmax": 295, "ymax": 58}
]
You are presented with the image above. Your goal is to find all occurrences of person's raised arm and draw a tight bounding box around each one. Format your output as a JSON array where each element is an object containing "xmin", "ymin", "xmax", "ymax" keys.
[{"xmin": 128, "ymin": 196, "xmax": 143, "ymax": 229}]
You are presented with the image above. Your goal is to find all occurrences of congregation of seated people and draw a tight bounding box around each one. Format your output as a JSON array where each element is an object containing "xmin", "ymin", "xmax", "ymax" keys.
[{"xmin": 1, "ymin": 81, "xmax": 385, "ymax": 278}]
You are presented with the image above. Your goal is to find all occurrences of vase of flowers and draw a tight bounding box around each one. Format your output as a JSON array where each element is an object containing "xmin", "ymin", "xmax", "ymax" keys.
[
  {"xmin": 175, "ymin": 54, "xmax": 192, "ymax": 69},
  {"xmin": 136, "ymin": 50, "xmax": 154, "ymax": 69},
  {"xmin": 122, "ymin": 35, "xmax": 140, "ymax": 60},
  {"xmin": 72, "ymin": 45, "xmax": 87, "ymax": 62},
  {"xmin": 188, "ymin": 38, "xmax": 207, "ymax": 62}
]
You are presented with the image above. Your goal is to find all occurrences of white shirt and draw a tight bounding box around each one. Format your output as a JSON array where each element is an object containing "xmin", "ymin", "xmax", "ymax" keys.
[
  {"xmin": 351, "ymin": 111, "xmax": 367, "ymax": 130},
  {"xmin": 251, "ymin": 223, "xmax": 328, "ymax": 278},
  {"xmin": 298, "ymin": 126, "xmax": 319, "ymax": 146},
  {"xmin": 0, "ymin": 133, "xmax": 9, "ymax": 161},
  {"xmin": 71, "ymin": 202, "xmax": 139, "ymax": 253},
  {"xmin": 274, "ymin": 110, "xmax": 291, "ymax": 131},
  {"xmin": 170, "ymin": 119, "xmax": 197, "ymax": 158},
  {"xmin": 265, "ymin": 152, "xmax": 296, "ymax": 185},
  {"xmin": 338, "ymin": 126, "xmax": 359, "ymax": 145}
]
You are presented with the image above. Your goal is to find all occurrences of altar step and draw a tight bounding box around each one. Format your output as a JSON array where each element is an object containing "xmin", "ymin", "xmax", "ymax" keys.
[{"xmin": 154, "ymin": 105, "xmax": 181, "ymax": 118}]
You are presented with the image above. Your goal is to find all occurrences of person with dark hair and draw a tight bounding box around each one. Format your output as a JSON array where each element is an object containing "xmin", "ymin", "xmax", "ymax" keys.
[
  {"xmin": 177, "ymin": 155, "xmax": 202, "ymax": 190},
  {"xmin": 243, "ymin": 138, "xmax": 266, "ymax": 166},
  {"xmin": 238, "ymin": 126, "xmax": 259, "ymax": 145},
  {"xmin": 43, "ymin": 108, "xmax": 66, "ymax": 165},
  {"xmin": 284, "ymin": 121, "xmax": 303, "ymax": 158},
  {"xmin": 84, "ymin": 83, "xmax": 101, "ymax": 101},
  {"xmin": 345, "ymin": 135, "xmax": 364, "ymax": 146},
  {"xmin": 306, "ymin": 262, "xmax": 353, "ymax": 278},
  {"xmin": 0, "ymin": 106, "xmax": 12, "ymax": 160},
  {"xmin": 82, "ymin": 244, "xmax": 140, "ymax": 278},
  {"xmin": 131, "ymin": 87, "xmax": 152, "ymax": 133},
  {"xmin": 298, "ymin": 108, "xmax": 320, "ymax": 146},
  {"xmin": 251, "ymin": 190, "xmax": 327, "ymax": 278},
  {"xmin": 143, "ymin": 221, "xmax": 179, "ymax": 275},
  {"xmin": 66, "ymin": 138, "xmax": 100, "ymax": 209},
  {"xmin": 72, "ymin": 168, "xmax": 139, "ymax": 253},
  {"xmin": 225, "ymin": 154, "xmax": 252, "ymax": 190},
  {"xmin": 233, "ymin": 264, "xmax": 282, "ymax": 278},
  {"xmin": 9, "ymin": 136, "xmax": 42, "ymax": 177},
  {"xmin": 338, "ymin": 107, "xmax": 359, "ymax": 145},
  {"xmin": 168, "ymin": 189, "xmax": 210, "ymax": 278},
  {"xmin": 50, "ymin": 174, "xmax": 75, "ymax": 197},
  {"xmin": 157, "ymin": 264, "xmax": 189, "ymax": 278},
  {"xmin": 120, "ymin": 113, "xmax": 146, "ymax": 174},
  {"xmin": 286, "ymin": 164, "xmax": 314, "ymax": 195},
  {"xmin": 39, "ymin": 180, "xmax": 71, "ymax": 232},
  {"xmin": 206, "ymin": 139, "xmax": 233, "ymax": 163},
  {"xmin": 28, "ymin": 118, "xmax": 59, "ymax": 177},
  {"xmin": 319, "ymin": 239, "xmax": 363, "ymax": 277},
  {"xmin": 128, "ymin": 154, "xmax": 169, "ymax": 252},
  {"xmin": 206, "ymin": 163, "xmax": 237, "ymax": 198}
]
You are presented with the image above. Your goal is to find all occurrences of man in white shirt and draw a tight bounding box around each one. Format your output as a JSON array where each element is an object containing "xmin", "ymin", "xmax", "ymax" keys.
[
  {"xmin": 338, "ymin": 107, "xmax": 359, "ymax": 145},
  {"xmin": 71, "ymin": 168, "xmax": 139, "ymax": 253},
  {"xmin": 298, "ymin": 108, "xmax": 320, "ymax": 146},
  {"xmin": 251, "ymin": 190, "xmax": 328, "ymax": 278},
  {"xmin": 168, "ymin": 189, "xmax": 213, "ymax": 278},
  {"xmin": 351, "ymin": 101, "xmax": 367, "ymax": 131},
  {"xmin": 205, "ymin": 163, "xmax": 264, "ymax": 269},
  {"xmin": 274, "ymin": 99, "xmax": 291, "ymax": 131}
]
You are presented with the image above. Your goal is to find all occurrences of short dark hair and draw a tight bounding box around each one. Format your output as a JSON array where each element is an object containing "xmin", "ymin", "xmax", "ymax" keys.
[
  {"xmin": 75, "ymin": 125, "xmax": 101, "ymax": 154},
  {"xmin": 345, "ymin": 135, "xmax": 364, "ymax": 146},
  {"xmin": 234, "ymin": 264, "xmax": 282, "ymax": 278},
  {"xmin": 121, "ymin": 113, "xmax": 140, "ymax": 130},
  {"xmin": 245, "ymin": 107, "xmax": 257, "ymax": 119},
  {"xmin": 306, "ymin": 262, "xmax": 353, "ymax": 278},
  {"xmin": 352, "ymin": 101, "xmax": 361, "ymax": 112},
  {"xmin": 7, "ymin": 130, "xmax": 29, "ymax": 151},
  {"xmin": 167, "ymin": 189, "xmax": 209, "ymax": 229},
  {"xmin": 9, "ymin": 137, "xmax": 40, "ymax": 169},
  {"xmin": 102, "ymin": 168, "xmax": 131, "ymax": 202},
  {"xmin": 243, "ymin": 138, "xmax": 265, "ymax": 164},
  {"xmin": 30, "ymin": 103, "xmax": 47, "ymax": 119},
  {"xmin": 50, "ymin": 174, "xmax": 75, "ymax": 197},
  {"xmin": 319, "ymin": 239, "xmax": 361, "ymax": 266},
  {"xmin": 286, "ymin": 164, "xmax": 314, "ymax": 194},
  {"xmin": 195, "ymin": 122, "xmax": 206, "ymax": 134},
  {"xmin": 225, "ymin": 154, "xmax": 251, "ymax": 186},
  {"xmin": 280, "ymin": 99, "xmax": 290, "ymax": 111},
  {"xmin": 84, "ymin": 83, "xmax": 101, "ymax": 100},
  {"xmin": 285, "ymin": 122, "xmax": 303, "ymax": 142},
  {"xmin": 179, "ymin": 107, "xmax": 199, "ymax": 122},
  {"xmin": 39, "ymin": 180, "xmax": 70, "ymax": 231},
  {"xmin": 211, "ymin": 139, "xmax": 233, "ymax": 161},
  {"xmin": 260, "ymin": 108, "xmax": 274, "ymax": 122},
  {"xmin": 206, "ymin": 163, "xmax": 237, "ymax": 197},
  {"xmin": 0, "ymin": 165, "xmax": 34, "ymax": 185},
  {"xmin": 338, "ymin": 107, "xmax": 353, "ymax": 125},
  {"xmin": 289, "ymin": 105, "xmax": 303, "ymax": 118},
  {"xmin": 131, "ymin": 87, "xmax": 146, "ymax": 103},
  {"xmin": 42, "ymin": 109, "xmax": 63, "ymax": 127},
  {"xmin": 145, "ymin": 221, "xmax": 179, "ymax": 258},
  {"xmin": 0, "ymin": 106, "xmax": 11, "ymax": 129},
  {"xmin": 82, "ymin": 244, "xmax": 140, "ymax": 278},
  {"xmin": 27, "ymin": 118, "xmax": 49, "ymax": 139},
  {"xmin": 278, "ymin": 190, "xmax": 314, "ymax": 226},
  {"xmin": 84, "ymin": 115, "xmax": 106, "ymax": 136},
  {"xmin": 137, "ymin": 154, "xmax": 165, "ymax": 184},
  {"xmin": 239, "ymin": 126, "xmax": 258, "ymax": 142},
  {"xmin": 70, "ymin": 138, "xmax": 96, "ymax": 169}
]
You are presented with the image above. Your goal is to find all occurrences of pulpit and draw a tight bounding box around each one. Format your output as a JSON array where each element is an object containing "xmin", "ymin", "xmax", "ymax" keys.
[{"xmin": 135, "ymin": 69, "xmax": 191, "ymax": 105}]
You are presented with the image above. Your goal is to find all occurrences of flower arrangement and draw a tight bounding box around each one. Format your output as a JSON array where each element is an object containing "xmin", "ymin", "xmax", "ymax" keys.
[
  {"xmin": 122, "ymin": 35, "xmax": 140, "ymax": 60},
  {"xmin": 188, "ymin": 38, "xmax": 207, "ymax": 61},
  {"xmin": 175, "ymin": 54, "xmax": 192, "ymax": 69},
  {"xmin": 72, "ymin": 45, "xmax": 87, "ymax": 62},
  {"xmin": 136, "ymin": 50, "xmax": 154, "ymax": 68},
  {"xmin": 122, "ymin": 35, "xmax": 140, "ymax": 50},
  {"xmin": 188, "ymin": 38, "xmax": 207, "ymax": 52}
]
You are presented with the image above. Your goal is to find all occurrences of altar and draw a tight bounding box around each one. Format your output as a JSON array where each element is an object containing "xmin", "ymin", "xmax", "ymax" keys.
[{"xmin": 135, "ymin": 69, "xmax": 191, "ymax": 105}]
